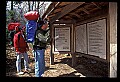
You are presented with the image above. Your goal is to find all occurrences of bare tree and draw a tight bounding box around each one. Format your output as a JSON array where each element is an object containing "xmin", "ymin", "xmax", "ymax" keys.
[
  {"xmin": 6, "ymin": 1, "xmax": 8, "ymax": 6},
  {"xmin": 11, "ymin": 1, "xmax": 13, "ymax": 10},
  {"xmin": 37, "ymin": 1, "xmax": 40, "ymax": 12},
  {"xmin": 32, "ymin": 1, "xmax": 34, "ymax": 10},
  {"xmin": 28, "ymin": 1, "xmax": 30, "ymax": 11},
  {"xmin": 35, "ymin": 1, "xmax": 37, "ymax": 9}
]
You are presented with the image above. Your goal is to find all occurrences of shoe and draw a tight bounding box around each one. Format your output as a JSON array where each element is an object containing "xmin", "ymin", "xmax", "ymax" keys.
[
  {"xmin": 25, "ymin": 68, "xmax": 31, "ymax": 72},
  {"xmin": 17, "ymin": 72, "xmax": 24, "ymax": 75},
  {"xmin": 11, "ymin": 47, "xmax": 14, "ymax": 50}
]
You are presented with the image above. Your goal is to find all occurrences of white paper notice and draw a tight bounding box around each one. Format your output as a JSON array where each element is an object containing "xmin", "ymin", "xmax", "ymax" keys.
[
  {"xmin": 75, "ymin": 24, "xmax": 87, "ymax": 54},
  {"xmin": 87, "ymin": 19, "xmax": 106, "ymax": 59},
  {"xmin": 54, "ymin": 27, "xmax": 70, "ymax": 51}
]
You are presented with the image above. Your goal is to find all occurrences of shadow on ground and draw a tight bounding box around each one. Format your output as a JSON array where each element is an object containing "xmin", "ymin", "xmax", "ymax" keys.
[{"xmin": 54, "ymin": 56, "xmax": 108, "ymax": 77}]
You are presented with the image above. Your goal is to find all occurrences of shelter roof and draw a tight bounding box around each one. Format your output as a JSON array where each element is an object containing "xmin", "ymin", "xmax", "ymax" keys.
[{"xmin": 42, "ymin": 2, "xmax": 109, "ymax": 24}]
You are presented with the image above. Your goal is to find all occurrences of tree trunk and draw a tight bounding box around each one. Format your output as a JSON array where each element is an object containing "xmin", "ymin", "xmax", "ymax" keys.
[
  {"xmin": 11, "ymin": 1, "xmax": 13, "ymax": 10},
  {"xmin": 6, "ymin": 1, "xmax": 8, "ymax": 6},
  {"xmin": 32, "ymin": 1, "xmax": 34, "ymax": 10},
  {"xmin": 28, "ymin": 1, "xmax": 31, "ymax": 11},
  {"xmin": 37, "ymin": 1, "xmax": 40, "ymax": 12},
  {"xmin": 35, "ymin": 1, "xmax": 36, "ymax": 10}
]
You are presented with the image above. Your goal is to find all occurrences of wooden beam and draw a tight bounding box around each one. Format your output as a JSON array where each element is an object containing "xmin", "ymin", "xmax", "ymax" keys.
[
  {"xmin": 81, "ymin": 7, "xmax": 90, "ymax": 14},
  {"xmin": 70, "ymin": 12, "xmax": 86, "ymax": 21},
  {"xmin": 42, "ymin": 2, "xmax": 60, "ymax": 19},
  {"xmin": 91, "ymin": 2, "xmax": 101, "ymax": 9},
  {"xmin": 42, "ymin": 2, "xmax": 55, "ymax": 19},
  {"xmin": 52, "ymin": 8, "xmax": 62, "ymax": 14},
  {"xmin": 109, "ymin": 2, "xmax": 117, "ymax": 78},
  {"xmin": 65, "ymin": 16, "xmax": 72, "ymax": 19},
  {"xmin": 59, "ymin": 2, "xmax": 71, "ymax": 6},
  {"xmin": 89, "ymin": 7, "xmax": 99, "ymax": 13},
  {"xmin": 71, "ymin": 24, "xmax": 76, "ymax": 67},
  {"xmin": 70, "ymin": 13, "xmax": 81, "ymax": 18},
  {"xmin": 50, "ymin": 2, "xmax": 85, "ymax": 23},
  {"xmin": 49, "ymin": 22, "xmax": 54, "ymax": 65},
  {"xmin": 48, "ymin": 14, "xmax": 56, "ymax": 18}
]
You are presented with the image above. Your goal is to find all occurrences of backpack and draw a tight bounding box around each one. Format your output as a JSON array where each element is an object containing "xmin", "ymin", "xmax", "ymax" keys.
[
  {"xmin": 33, "ymin": 29, "xmax": 49, "ymax": 48},
  {"xmin": 26, "ymin": 20, "xmax": 37, "ymax": 43},
  {"xmin": 8, "ymin": 23, "xmax": 21, "ymax": 31},
  {"xmin": 36, "ymin": 29, "xmax": 48, "ymax": 43},
  {"xmin": 24, "ymin": 11, "xmax": 39, "ymax": 20}
]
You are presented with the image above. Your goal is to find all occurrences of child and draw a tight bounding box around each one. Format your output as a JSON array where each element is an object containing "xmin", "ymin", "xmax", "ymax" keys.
[{"xmin": 13, "ymin": 26, "xmax": 31, "ymax": 75}]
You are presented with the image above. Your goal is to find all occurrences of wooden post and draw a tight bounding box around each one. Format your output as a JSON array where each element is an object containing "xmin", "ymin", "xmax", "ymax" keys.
[
  {"xmin": 71, "ymin": 24, "xmax": 76, "ymax": 67},
  {"xmin": 49, "ymin": 22, "xmax": 54, "ymax": 65},
  {"xmin": 108, "ymin": 2, "xmax": 117, "ymax": 78}
]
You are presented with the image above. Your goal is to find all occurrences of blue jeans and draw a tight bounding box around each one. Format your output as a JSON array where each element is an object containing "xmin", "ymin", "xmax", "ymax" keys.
[
  {"xmin": 33, "ymin": 49, "xmax": 45, "ymax": 77},
  {"xmin": 16, "ymin": 52, "xmax": 29, "ymax": 72}
]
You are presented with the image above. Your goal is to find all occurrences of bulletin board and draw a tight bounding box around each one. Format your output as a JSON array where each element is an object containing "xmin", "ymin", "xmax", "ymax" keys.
[
  {"xmin": 75, "ymin": 18, "xmax": 107, "ymax": 59},
  {"xmin": 54, "ymin": 27, "xmax": 71, "ymax": 52},
  {"xmin": 75, "ymin": 24, "xmax": 87, "ymax": 54},
  {"xmin": 87, "ymin": 18, "xmax": 106, "ymax": 59}
]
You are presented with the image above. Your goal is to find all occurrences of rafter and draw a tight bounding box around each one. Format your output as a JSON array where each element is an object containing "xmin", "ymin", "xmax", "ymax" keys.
[
  {"xmin": 52, "ymin": 8, "xmax": 62, "ymax": 14},
  {"xmin": 69, "ymin": 13, "xmax": 81, "ymax": 18},
  {"xmin": 81, "ymin": 7, "xmax": 90, "ymax": 14},
  {"xmin": 48, "ymin": 14, "xmax": 56, "ymax": 18},
  {"xmin": 64, "ymin": 16, "xmax": 72, "ymax": 19},
  {"xmin": 91, "ymin": 2, "xmax": 101, "ymax": 9},
  {"xmin": 42, "ymin": 2, "xmax": 61, "ymax": 19},
  {"xmin": 77, "ymin": 7, "xmax": 90, "ymax": 14}
]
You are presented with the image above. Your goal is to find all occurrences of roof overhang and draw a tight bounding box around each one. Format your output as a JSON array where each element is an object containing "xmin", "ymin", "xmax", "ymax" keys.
[{"xmin": 42, "ymin": 2, "xmax": 109, "ymax": 24}]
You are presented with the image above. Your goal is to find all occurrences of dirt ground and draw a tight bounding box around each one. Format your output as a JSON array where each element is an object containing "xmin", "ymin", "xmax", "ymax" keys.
[{"xmin": 6, "ymin": 43, "xmax": 108, "ymax": 77}]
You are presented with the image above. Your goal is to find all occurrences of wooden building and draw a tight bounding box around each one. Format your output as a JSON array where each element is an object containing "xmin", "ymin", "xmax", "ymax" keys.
[{"xmin": 42, "ymin": 2, "xmax": 117, "ymax": 77}]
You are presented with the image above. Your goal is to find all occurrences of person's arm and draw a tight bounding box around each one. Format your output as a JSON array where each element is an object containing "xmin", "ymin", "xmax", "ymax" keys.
[
  {"xmin": 13, "ymin": 34, "xmax": 19, "ymax": 51},
  {"xmin": 26, "ymin": 43, "xmax": 29, "ymax": 51}
]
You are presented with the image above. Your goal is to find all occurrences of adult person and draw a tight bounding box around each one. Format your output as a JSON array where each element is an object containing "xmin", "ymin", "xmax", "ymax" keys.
[
  {"xmin": 32, "ymin": 18, "xmax": 49, "ymax": 77},
  {"xmin": 13, "ymin": 25, "xmax": 31, "ymax": 75}
]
